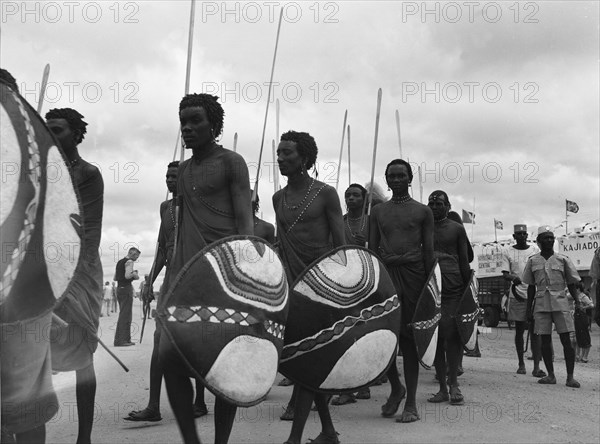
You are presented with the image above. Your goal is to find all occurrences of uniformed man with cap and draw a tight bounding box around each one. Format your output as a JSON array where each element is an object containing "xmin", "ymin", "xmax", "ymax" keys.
[
  {"xmin": 522, "ymin": 225, "xmax": 582, "ymax": 387},
  {"xmin": 501, "ymin": 224, "xmax": 544, "ymax": 377}
]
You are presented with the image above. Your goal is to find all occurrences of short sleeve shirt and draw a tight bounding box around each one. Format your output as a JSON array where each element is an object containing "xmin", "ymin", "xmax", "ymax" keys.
[
  {"xmin": 522, "ymin": 253, "xmax": 580, "ymax": 312},
  {"xmin": 501, "ymin": 244, "xmax": 539, "ymax": 300}
]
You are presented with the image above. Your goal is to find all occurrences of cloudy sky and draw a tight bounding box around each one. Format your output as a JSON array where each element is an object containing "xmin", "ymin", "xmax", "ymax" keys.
[{"xmin": 3, "ymin": 1, "xmax": 599, "ymax": 285}]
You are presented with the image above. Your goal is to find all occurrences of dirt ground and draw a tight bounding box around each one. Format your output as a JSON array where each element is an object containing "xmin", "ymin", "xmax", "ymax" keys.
[{"xmin": 47, "ymin": 301, "xmax": 600, "ymax": 444}]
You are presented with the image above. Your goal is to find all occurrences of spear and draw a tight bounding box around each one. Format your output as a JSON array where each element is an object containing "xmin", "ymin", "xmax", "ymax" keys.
[
  {"xmin": 364, "ymin": 88, "xmax": 383, "ymax": 249},
  {"xmin": 395, "ymin": 109, "xmax": 402, "ymax": 159},
  {"xmin": 252, "ymin": 8, "xmax": 284, "ymax": 204},
  {"xmin": 334, "ymin": 110, "xmax": 348, "ymax": 191},
  {"xmin": 233, "ymin": 132, "xmax": 238, "ymax": 152},
  {"xmin": 347, "ymin": 125, "xmax": 351, "ymax": 186},
  {"xmin": 37, "ymin": 63, "xmax": 50, "ymax": 114},
  {"xmin": 272, "ymin": 139, "xmax": 278, "ymax": 194}
]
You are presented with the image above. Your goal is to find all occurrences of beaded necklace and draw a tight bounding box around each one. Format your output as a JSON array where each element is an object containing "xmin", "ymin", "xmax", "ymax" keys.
[
  {"xmin": 283, "ymin": 177, "xmax": 315, "ymax": 211},
  {"xmin": 286, "ymin": 183, "xmax": 326, "ymax": 234},
  {"xmin": 168, "ymin": 199, "xmax": 176, "ymax": 226},
  {"xmin": 188, "ymin": 160, "xmax": 233, "ymax": 216},
  {"xmin": 345, "ymin": 214, "xmax": 367, "ymax": 238},
  {"xmin": 391, "ymin": 195, "xmax": 411, "ymax": 204}
]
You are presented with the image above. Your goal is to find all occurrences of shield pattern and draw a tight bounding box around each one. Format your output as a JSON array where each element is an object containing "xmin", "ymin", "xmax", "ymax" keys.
[
  {"xmin": 455, "ymin": 270, "xmax": 480, "ymax": 352},
  {"xmin": 279, "ymin": 246, "xmax": 400, "ymax": 393},
  {"xmin": 159, "ymin": 236, "xmax": 288, "ymax": 407},
  {"xmin": 410, "ymin": 260, "xmax": 442, "ymax": 370}
]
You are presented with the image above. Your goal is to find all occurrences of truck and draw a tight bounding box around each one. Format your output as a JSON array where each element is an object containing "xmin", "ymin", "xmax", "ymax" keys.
[{"xmin": 472, "ymin": 230, "xmax": 598, "ymax": 327}]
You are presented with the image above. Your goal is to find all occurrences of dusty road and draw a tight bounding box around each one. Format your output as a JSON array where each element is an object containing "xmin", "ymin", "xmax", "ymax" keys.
[{"xmin": 47, "ymin": 302, "xmax": 599, "ymax": 443}]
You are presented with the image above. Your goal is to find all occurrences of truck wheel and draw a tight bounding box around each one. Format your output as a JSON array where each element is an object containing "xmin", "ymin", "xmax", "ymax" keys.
[{"xmin": 483, "ymin": 306, "xmax": 500, "ymax": 327}]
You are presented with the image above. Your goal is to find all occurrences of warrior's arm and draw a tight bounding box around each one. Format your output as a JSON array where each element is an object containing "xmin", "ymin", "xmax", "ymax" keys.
[
  {"xmin": 368, "ymin": 209, "xmax": 380, "ymax": 253},
  {"xmin": 457, "ymin": 225, "xmax": 471, "ymax": 285},
  {"xmin": 229, "ymin": 155, "xmax": 253, "ymax": 236},
  {"xmin": 323, "ymin": 186, "xmax": 345, "ymax": 248},
  {"xmin": 422, "ymin": 206, "xmax": 435, "ymax": 272}
]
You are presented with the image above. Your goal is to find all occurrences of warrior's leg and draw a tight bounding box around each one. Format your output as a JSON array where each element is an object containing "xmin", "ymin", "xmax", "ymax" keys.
[
  {"xmin": 214, "ymin": 397, "xmax": 237, "ymax": 444},
  {"xmin": 514, "ymin": 321, "xmax": 526, "ymax": 367},
  {"xmin": 315, "ymin": 393, "xmax": 337, "ymax": 437},
  {"xmin": 399, "ymin": 338, "xmax": 419, "ymax": 416},
  {"xmin": 194, "ymin": 379, "xmax": 208, "ymax": 417},
  {"xmin": 432, "ymin": 333, "xmax": 447, "ymax": 394},
  {"xmin": 381, "ymin": 356, "xmax": 406, "ymax": 417},
  {"xmin": 164, "ymin": 370, "xmax": 200, "ymax": 444},
  {"xmin": 75, "ymin": 362, "xmax": 96, "ymax": 444},
  {"xmin": 147, "ymin": 330, "xmax": 163, "ymax": 412},
  {"xmin": 284, "ymin": 386, "xmax": 315, "ymax": 444}
]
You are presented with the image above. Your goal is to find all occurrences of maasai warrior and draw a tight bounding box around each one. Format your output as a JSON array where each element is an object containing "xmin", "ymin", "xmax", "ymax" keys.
[
  {"xmin": 426, "ymin": 191, "xmax": 470, "ymax": 405},
  {"xmin": 251, "ymin": 190, "xmax": 275, "ymax": 244},
  {"xmin": 274, "ymin": 131, "xmax": 345, "ymax": 444},
  {"xmin": 46, "ymin": 108, "xmax": 104, "ymax": 444},
  {"xmin": 369, "ymin": 159, "xmax": 434, "ymax": 423},
  {"xmin": 158, "ymin": 93, "xmax": 253, "ymax": 444},
  {"xmin": 523, "ymin": 225, "xmax": 582, "ymax": 388},
  {"xmin": 126, "ymin": 161, "xmax": 207, "ymax": 422},
  {"xmin": 501, "ymin": 224, "xmax": 544, "ymax": 377},
  {"xmin": 331, "ymin": 183, "xmax": 371, "ymax": 406}
]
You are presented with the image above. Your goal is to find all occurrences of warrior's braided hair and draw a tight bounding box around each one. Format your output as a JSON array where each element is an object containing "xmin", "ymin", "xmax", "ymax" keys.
[
  {"xmin": 179, "ymin": 93, "xmax": 224, "ymax": 138},
  {"xmin": 45, "ymin": 108, "xmax": 88, "ymax": 144},
  {"xmin": 0, "ymin": 68, "xmax": 19, "ymax": 93},
  {"xmin": 168, "ymin": 160, "xmax": 180, "ymax": 169},
  {"xmin": 384, "ymin": 158, "xmax": 413, "ymax": 183},
  {"xmin": 280, "ymin": 130, "xmax": 318, "ymax": 171}
]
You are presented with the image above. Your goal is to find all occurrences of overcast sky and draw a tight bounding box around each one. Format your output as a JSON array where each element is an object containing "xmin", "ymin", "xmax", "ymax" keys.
[{"xmin": 3, "ymin": 1, "xmax": 599, "ymax": 285}]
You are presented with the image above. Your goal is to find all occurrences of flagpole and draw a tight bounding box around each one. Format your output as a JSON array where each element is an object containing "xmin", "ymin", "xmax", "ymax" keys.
[
  {"xmin": 252, "ymin": 8, "xmax": 284, "ymax": 203},
  {"xmin": 494, "ymin": 219, "xmax": 498, "ymax": 243},
  {"xmin": 471, "ymin": 197, "xmax": 475, "ymax": 242},
  {"xmin": 565, "ymin": 199, "xmax": 568, "ymax": 235},
  {"xmin": 334, "ymin": 110, "xmax": 348, "ymax": 191}
]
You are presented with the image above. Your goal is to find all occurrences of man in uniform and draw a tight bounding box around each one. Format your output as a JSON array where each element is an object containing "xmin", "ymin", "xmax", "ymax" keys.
[
  {"xmin": 113, "ymin": 247, "xmax": 140, "ymax": 346},
  {"xmin": 369, "ymin": 159, "xmax": 434, "ymax": 423},
  {"xmin": 522, "ymin": 225, "xmax": 581, "ymax": 388},
  {"xmin": 274, "ymin": 130, "xmax": 345, "ymax": 444},
  {"xmin": 501, "ymin": 224, "xmax": 544, "ymax": 377}
]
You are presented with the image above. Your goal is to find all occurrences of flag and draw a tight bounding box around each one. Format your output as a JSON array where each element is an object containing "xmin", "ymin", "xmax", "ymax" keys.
[
  {"xmin": 566, "ymin": 199, "xmax": 579, "ymax": 213},
  {"xmin": 462, "ymin": 210, "xmax": 475, "ymax": 224},
  {"xmin": 494, "ymin": 219, "xmax": 503, "ymax": 230}
]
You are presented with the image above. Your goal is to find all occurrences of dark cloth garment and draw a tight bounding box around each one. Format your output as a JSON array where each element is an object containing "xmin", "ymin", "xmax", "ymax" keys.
[
  {"xmin": 158, "ymin": 199, "xmax": 177, "ymax": 269},
  {"xmin": 114, "ymin": 286, "xmax": 133, "ymax": 344},
  {"xmin": 1, "ymin": 311, "xmax": 59, "ymax": 434},
  {"xmin": 574, "ymin": 309, "xmax": 591, "ymax": 348},
  {"xmin": 51, "ymin": 159, "xmax": 103, "ymax": 371},
  {"xmin": 435, "ymin": 251, "xmax": 465, "ymax": 301},
  {"xmin": 275, "ymin": 193, "xmax": 333, "ymax": 283},
  {"xmin": 115, "ymin": 257, "xmax": 134, "ymax": 287}
]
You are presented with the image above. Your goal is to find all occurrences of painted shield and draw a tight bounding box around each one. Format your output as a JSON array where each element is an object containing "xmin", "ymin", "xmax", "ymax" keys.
[
  {"xmin": 410, "ymin": 260, "xmax": 442, "ymax": 370},
  {"xmin": 279, "ymin": 246, "xmax": 400, "ymax": 393},
  {"xmin": 159, "ymin": 236, "xmax": 288, "ymax": 407},
  {"xmin": 1, "ymin": 81, "xmax": 81, "ymax": 432},
  {"xmin": 455, "ymin": 271, "xmax": 480, "ymax": 351}
]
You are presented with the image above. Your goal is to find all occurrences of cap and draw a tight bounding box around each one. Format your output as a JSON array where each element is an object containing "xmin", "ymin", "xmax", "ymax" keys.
[
  {"xmin": 537, "ymin": 225, "xmax": 554, "ymax": 236},
  {"xmin": 514, "ymin": 224, "xmax": 527, "ymax": 233}
]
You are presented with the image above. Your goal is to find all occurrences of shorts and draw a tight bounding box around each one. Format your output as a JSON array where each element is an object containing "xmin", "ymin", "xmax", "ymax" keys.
[{"xmin": 534, "ymin": 311, "xmax": 574, "ymax": 335}]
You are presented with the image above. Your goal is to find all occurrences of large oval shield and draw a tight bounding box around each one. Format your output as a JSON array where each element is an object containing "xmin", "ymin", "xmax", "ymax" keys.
[
  {"xmin": 410, "ymin": 260, "xmax": 442, "ymax": 369},
  {"xmin": 1, "ymin": 81, "xmax": 81, "ymax": 433},
  {"xmin": 279, "ymin": 246, "xmax": 400, "ymax": 393},
  {"xmin": 159, "ymin": 236, "xmax": 288, "ymax": 407},
  {"xmin": 455, "ymin": 271, "xmax": 480, "ymax": 351}
]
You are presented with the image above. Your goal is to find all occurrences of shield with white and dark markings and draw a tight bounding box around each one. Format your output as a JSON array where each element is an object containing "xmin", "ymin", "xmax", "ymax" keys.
[
  {"xmin": 410, "ymin": 260, "xmax": 442, "ymax": 370},
  {"xmin": 159, "ymin": 236, "xmax": 288, "ymax": 407},
  {"xmin": 455, "ymin": 271, "xmax": 480, "ymax": 352},
  {"xmin": 279, "ymin": 246, "xmax": 400, "ymax": 393}
]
